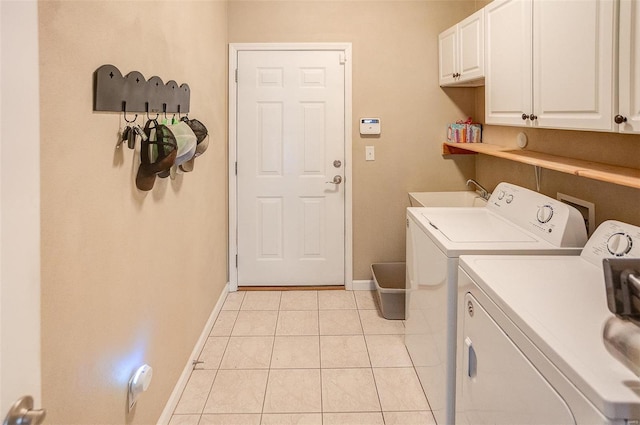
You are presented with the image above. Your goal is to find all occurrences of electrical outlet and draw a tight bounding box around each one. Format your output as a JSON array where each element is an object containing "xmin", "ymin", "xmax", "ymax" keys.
[{"xmin": 557, "ymin": 193, "xmax": 595, "ymax": 236}]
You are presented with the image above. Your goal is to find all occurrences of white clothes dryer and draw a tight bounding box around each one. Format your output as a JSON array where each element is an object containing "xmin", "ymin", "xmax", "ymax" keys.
[
  {"xmin": 405, "ymin": 182, "xmax": 588, "ymax": 425},
  {"xmin": 456, "ymin": 220, "xmax": 640, "ymax": 425}
]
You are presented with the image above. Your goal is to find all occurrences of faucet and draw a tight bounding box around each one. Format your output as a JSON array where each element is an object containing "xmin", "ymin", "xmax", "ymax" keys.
[{"xmin": 466, "ymin": 179, "xmax": 491, "ymax": 200}]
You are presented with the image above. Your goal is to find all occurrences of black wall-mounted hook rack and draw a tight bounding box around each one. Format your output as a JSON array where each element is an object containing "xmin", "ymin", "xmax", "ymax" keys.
[{"xmin": 93, "ymin": 64, "xmax": 190, "ymax": 114}]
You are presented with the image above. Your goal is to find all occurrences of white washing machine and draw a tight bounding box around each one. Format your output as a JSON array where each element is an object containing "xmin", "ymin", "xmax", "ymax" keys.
[
  {"xmin": 405, "ymin": 182, "xmax": 588, "ymax": 425},
  {"xmin": 456, "ymin": 220, "xmax": 640, "ymax": 425}
]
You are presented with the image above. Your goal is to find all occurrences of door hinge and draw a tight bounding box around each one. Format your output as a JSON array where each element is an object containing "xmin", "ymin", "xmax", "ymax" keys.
[
  {"xmin": 235, "ymin": 69, "xmax": 238, "ymax": 83},
  {"xmin": 235, "ymin": 161, "xmax": 238, "ymax": 175},
  {"xmin": 339, "ymin": 52, "xmax": 346, "ymax": 65},
  {"xmin": 235, "ymin": 254, "xmax": 238, "ymax": 268}
]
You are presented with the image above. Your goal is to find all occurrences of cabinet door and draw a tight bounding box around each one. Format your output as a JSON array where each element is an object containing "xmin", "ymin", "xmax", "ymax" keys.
[
  {"xmin": 439, "ymin": 25, "xmax": 458, "ymax": 86},
  {"xmin": 533, "ymin": 0, "xmax": 615, "ymax": 131},
  {"xmin": 458, "ymin": 9, "xmax": 484, "ymax": 84},
  {"xmin": 484, "ymin": 0, "xmax": 532, "ymax": 126},
  {"xmin": 618, "ymin": 0, "xmax": 640, "ymax": 133}
]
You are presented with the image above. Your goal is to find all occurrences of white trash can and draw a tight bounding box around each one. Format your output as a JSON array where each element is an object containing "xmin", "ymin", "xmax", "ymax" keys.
[{"xmin": 371, "ymin": 262, "xmax": 406, "ymax": 320}]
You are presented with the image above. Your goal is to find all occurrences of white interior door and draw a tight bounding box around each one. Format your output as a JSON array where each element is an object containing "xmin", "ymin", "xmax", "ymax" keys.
[
  {"xmin": 0, "ymin": 0, "xmax": 43, "ymax": 418},
  {"xmin": 235, "ymin": 49, "xmax": 346, "ymax": 286}
]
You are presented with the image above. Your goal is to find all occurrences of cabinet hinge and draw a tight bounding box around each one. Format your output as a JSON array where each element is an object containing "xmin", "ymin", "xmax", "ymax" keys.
[
  {"xmin": 235, "ymin": 161, "xmax": 238, "ymax": 175},
  {"xmin": 235, "ymin": 255, "xmax": 238, "ymax": 268},
  {"xmin": 235, "ymin": 69, "xmax": 238, "ymax": 83}
]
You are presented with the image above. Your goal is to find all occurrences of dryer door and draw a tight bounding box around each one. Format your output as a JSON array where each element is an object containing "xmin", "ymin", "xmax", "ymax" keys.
[{"xmin": 458, "ymin": 293, "xmax": 576, "ymax": 425}]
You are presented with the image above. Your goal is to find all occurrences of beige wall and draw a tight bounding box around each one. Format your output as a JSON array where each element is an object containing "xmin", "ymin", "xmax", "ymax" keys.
[
  {"xmin": 38, "ymin": 2, "xmax": 228, "ymax": 424},
  {"xmin": 228, "ymin": 0, "xmax": 478, "ymax": 279}
]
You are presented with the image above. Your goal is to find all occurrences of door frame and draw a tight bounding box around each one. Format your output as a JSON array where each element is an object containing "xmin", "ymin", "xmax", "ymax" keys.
[
  {"xmin": 228, "ymin": 43, "xmax": 353, "ymax": 291},
  {"xmin": 0, "ymin": 0, "xmax": 42, "ymax": 413}
]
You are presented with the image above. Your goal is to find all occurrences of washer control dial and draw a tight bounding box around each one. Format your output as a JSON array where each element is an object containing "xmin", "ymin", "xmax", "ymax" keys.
[
  {"xmin": 536, "ymin": 205, "xmax": 554, "ymax": 224},
  {"xmin": 506, "ymin": 194, "xmax": 514, "ymax": 204},
  {"xmin": 607, "ymin": 232, "xmax": 633, "ymax": 257},
  {"xmin": 497, "ymin": 191, "xmax": 505, "ymax": 200}
]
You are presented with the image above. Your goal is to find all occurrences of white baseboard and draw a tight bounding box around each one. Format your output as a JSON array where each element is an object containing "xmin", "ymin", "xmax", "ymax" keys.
[
  {"xmin": 157, "ymin": 282, "xmax": 230, "ymax": 425},
  {"xmin": 351, "ymin": 279, "xmax": 375, "ymax": 291}
]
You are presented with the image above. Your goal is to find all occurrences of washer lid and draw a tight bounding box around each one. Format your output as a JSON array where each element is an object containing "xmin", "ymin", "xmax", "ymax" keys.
[
  {"xmin": 421, "ymin": 209, "xmax": 537, "ymax": 243},
  {"xmin": 460, "ymin": 254, "xmax": 640, "ymax": 420}
]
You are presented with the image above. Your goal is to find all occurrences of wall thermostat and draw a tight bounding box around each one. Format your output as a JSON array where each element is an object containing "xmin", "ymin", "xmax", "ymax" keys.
[{"xmin": 360, "ymin": 118, "xmax": 381, "ymax": 135}]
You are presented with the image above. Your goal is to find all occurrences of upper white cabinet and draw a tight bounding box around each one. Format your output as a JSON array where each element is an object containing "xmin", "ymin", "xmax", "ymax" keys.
[
  {"xmin": 618, "ymin": 0, "xmax": 640, "ymax": 133},
  {"xmin": 485, "ymin": 0, "xmax": 616, "ymax": 131},
  {"xmin": 439, "ymin": 9, "xmax": 484, "ymax": 87},
  {"xmin": 484, "ymin": 0, "xmax": 532, "ymax": 126}
]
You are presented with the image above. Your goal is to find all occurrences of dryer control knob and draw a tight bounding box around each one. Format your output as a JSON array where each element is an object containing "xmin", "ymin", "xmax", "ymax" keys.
[
  {"xmin": 506, "ymin": 194, "xmax": 514, "ymax": 204},
  {"xmin": 536, "ymin": 205, "xmax": 554, "ymax": 223},
  {"xmin": 497, "ymin": 190, "xmax": 506, "ymax": 200},
  {"xmin": 607, "ymin": 233, "xmax": 633, "ymax": 257}
]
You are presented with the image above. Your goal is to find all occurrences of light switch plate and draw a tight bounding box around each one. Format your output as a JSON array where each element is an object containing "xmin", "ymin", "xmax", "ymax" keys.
[{"xmin": 365, "ymin": 146, "xmax": 375, "ymax": 161}]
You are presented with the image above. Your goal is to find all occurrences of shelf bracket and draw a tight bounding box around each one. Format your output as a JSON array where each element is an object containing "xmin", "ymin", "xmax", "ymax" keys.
[{"xmin": 442, "ymin": 144, "xmax": 478, "ymax": 156}]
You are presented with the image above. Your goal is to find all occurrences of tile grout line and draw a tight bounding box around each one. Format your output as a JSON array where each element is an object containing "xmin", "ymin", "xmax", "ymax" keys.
[
  {"xmin": 317, "ymin": 291, "xmax": 324, "ymax": 425},
  {"xmin": 357, "ymin": 299, "xmax": 387, "ymax": 425},
  {"xmin": 199, "ymin": 294, "xmax": 242, "ymax": 419},
  {"xmin": 259, "ymin": 291, "xmax": 282, "ymax": 422}
]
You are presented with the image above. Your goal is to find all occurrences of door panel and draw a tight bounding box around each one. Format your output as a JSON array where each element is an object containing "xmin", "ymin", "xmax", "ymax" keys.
[
  {"xmin": 619, "ymin": 0, "xmax": 640, "ymax": 133},
  {"xmin": 484, "ymin": 0, "xmax": 533, "ymax": 126},
  {"xmin": 0, "ymin": 0, "xmax": 42, "ymax": 414},
  {"xmin": 438, "ymin": 26, "xmax": 458, "ymax": 85},
  {"xmin": 458, "ymin": 10, "xmax": 484, "ymax": 81},
  {"xmin": 237, "ymin": 50, "xmax": 345, "ymax": 286},
  {"xmin": 534, "ymin": 0, "xmax": 615, "ymax": 130}
]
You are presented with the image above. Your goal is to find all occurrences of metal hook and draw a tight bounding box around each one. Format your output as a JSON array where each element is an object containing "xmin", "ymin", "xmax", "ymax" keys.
[
  {"xmin": 145, "ymin": 102, "xmax": 159, "ymax": 121},
  {"xmin": 122, "ymin": 101, "xmax": 137, "ymax": 123}
]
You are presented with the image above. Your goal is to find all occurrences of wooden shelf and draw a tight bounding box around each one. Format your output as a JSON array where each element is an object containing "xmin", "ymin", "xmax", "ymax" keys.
[{"xmin": 442, "ymin": 142, "xmax": 640, "ymax": 190}]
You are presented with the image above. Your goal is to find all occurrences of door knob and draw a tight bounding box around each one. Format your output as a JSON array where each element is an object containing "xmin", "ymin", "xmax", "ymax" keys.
[
  {"xmin": 3, "ymin": 396, "xmax": 46, "ymax": 425},
  {"xmin": 326, "ymin": 175, "xmax": 342, "ymax": 184},
  {"xmin": 521, "ymin": 113, "xmax": 529, "ymax": 121},
  {"xmin": 615, "ymin": 114, "xmax": 628, "ymax": 124}
]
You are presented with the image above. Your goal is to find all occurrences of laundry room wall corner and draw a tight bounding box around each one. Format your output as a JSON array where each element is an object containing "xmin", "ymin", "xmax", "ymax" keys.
[{"xmin": 38, "ymin": 1, "xmax": 229, "ymax": 424}]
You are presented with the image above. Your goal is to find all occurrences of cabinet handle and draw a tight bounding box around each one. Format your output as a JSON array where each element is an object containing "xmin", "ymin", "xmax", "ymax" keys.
[
  {"xmin": 615, "ymin": 115, "xmax": 628, "ymax": 124},
  {"xmin": 529, "ymin": 114, "xmax": 537, "ymax": 121},
  {"xmin": 522, "ymin": 113, "xmax": 529, "ymax": 121}
]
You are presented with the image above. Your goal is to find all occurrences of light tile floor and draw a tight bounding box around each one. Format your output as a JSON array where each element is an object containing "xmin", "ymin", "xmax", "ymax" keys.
[{"xmin": 170, "ymin": 290, "xmax": 435, "ymax": 425}]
